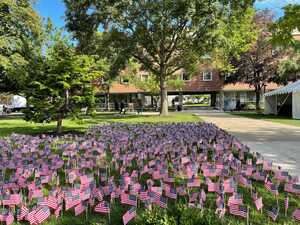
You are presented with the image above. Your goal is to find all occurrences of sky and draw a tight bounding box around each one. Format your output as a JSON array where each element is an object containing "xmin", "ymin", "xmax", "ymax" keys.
[{"xmin": 33, "ymin": 0, "xmax": 300, "ymax": 29}]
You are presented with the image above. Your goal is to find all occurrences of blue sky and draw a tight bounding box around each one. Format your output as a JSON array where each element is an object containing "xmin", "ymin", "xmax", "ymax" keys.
[{"xmin": 34, "ymin": 0, "xmax": 300, "ymax": 29}]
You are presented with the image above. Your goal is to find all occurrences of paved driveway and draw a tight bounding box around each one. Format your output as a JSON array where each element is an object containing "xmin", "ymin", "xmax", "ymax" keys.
[{"xmin": 194, "ymin": 111, "xmax": 300, "ymax": 177}]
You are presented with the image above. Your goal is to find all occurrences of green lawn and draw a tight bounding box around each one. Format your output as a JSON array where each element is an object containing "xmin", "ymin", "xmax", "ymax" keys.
[
  {"xmin": 0, "ymin": 112, "xmax": 201, "ymax": 137},
  {"xmin": 183, "ymin": 103, "xmax": 210, "ymax": 107},
  {"xmin": 231, "ymin": 112, "xmax": 300, "ymax": 127}
]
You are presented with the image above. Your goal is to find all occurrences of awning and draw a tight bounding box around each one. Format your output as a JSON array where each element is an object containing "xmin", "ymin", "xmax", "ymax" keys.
[{"xmin": 265, "ymin": 80, "xmax": 300, "ymax": 97}]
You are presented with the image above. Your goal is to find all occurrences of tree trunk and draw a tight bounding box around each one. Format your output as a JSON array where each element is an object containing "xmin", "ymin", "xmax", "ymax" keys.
[
  {"xmin": 255, "ymin": 90, "xmax": 261, "ymax": 111},
  {"xmin": 57, "ymin": 115, "xmax": 63, "ymax": 134},
  {"xmin": 160, "ymin": 76, "xmax": 168, "ymax": 116}
]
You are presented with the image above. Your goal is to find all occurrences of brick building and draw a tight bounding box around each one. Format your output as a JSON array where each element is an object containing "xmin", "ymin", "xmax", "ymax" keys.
[{"xmin": 96, "ymin": 66, "xmax": 280, "ymax": 111}]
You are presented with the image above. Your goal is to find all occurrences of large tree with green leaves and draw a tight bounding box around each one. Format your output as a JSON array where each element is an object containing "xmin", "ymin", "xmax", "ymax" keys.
[
  {"xmin": 24, "ymin": 30, "xmax": 107, "ymax": 133},
  {"xmin": 225, "ymin": 10, "xmax": 285, "ymax": 111},
  {"xmin": 64, "ymin": 0, "xmax": 255, "ymax": 115},
  {"xmin": 0, "ymin": 0, "xmax": 42, "ymax": 93},
  {"xmin": 272, "ymin": 4, "xmax": 300, "ymax": 47}
]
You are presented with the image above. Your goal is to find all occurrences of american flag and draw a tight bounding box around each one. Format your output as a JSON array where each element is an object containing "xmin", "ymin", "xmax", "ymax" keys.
[
  {"xmin": 176, "ymin": 186, "xmax": 187, "ymax": 196},
  {"xmin": 65, "ymin": 193, "xmax": 81, "ymax": 211},
  {"xmin": 187, "ymin": 177, "xmax": 201, "ymax": 188},
  {"xmin": 75, "ymin": 203, "xmax": 86, "ymax": 216},
  {"xmin": 5, "ymin": 213, "xmax": 14, "ymax": 225},
  {"xmin": 139, "ymin": 188, "xmax": 149, "ymax": 201},
  {"xmin": 284, "ymin": 183, "xmax": 300, "ymax": 195},
  {"xmin": 229, "ymin": 204, "xmax": 248, "ymax": 218},
  {"xmin": 254, "ymin": 197, "xmax": 263, "ymax": 211},
  {"xmin": 17, "ymin": 205, "xmax": 29, "ymax": 221},
  {"xmin": 223, "ymin": 178, "xmax": 235, "ymax": 193},
  {"xmin": 200, "ymin": 189, "xmax": 206, "ymax": 202},
  {"xmin": 228, "ymin": 193, "xmax": 243, "ymax": 206},
  {"xmin": 123, "ymin": 207, "xmax": 136, "ymax": 225},
  {"xmin": 55, "ymin": 205, "xmax": 62, "ymax": 218},
  {"xmin": 264, "ymin": 181, "xmax": 278, "ymax": 195},
  {"xmin": 284, "ymin": 194, "xmax": 289, "ymax": 213},
  {"xmin": 155, "ymin": 196, "xmax": 167, "ymax": 208},
  {"xmin": 252, "ymin": 171, "xmax": 266, "ymax": 181},
  {"xmin": 26, "ymin": 209, "xmax": 37, "ymax": 224},
  {"xmin": 94, "ymin": 201, "xmax": 110, "ymax": 214},
  {"xmin": 267, "ymin": 207, "xmax": 279, "ymax": 221},
  {"xmin": 2, "ymin": 194, "xmax": 21, "ymax": 206},
  {"xmin": 47, "ymin": 195, "xmax": 58, "ymax": 209},
  {"xmin": 165, "ymin": 187, "xmax": 177, "ymax": 199},
  {"xmin": 238, "ymin": 175, "xmax": 251, "ymax": 188},
  {"xmin": 121, "ymin": 194, "xmax": 137, "ymax": 206},
  {"xmin": 34, "ymin": 207, "xmax": 50, "ymax": 224},
  {"xmin": 275, "ymin": 170, "xmax": 289, "ymax": 182},
  {"xmin": 263, "ymin": 160, "xmax": 272, "ymax": 171},
  {"xmin": 292, "ymin": 208, "xmax": 300, "ymax": 221}
]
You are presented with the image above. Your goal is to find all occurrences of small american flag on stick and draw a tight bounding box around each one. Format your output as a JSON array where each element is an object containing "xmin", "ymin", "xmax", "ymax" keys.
[{"xmin": 123, "ymin": 207, "xmax": 136, "ymax": 225}]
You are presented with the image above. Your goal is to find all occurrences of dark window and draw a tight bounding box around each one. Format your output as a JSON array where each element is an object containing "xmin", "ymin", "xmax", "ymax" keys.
[{"xmin": 203, "ymin": 71, "xmax": 213, "ymax": 81}]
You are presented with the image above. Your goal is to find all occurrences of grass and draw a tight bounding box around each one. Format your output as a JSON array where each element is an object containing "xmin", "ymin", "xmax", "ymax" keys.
[
  {"xmin": 231, "ymin": 112, "xmax": 300, "ymax": 128},
  {"xmin": 183, "ymin": 103, "xmax": 209, "ymax": 107},
  {"xmin": 0, "ymin": 112, "xmax": 201, "ymax": 137}
]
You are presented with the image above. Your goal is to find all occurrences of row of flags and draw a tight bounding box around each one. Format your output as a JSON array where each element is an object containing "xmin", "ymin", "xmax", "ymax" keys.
[{"xmin": 0, "ymin": 123, "xmax": 299, "ymax": 224}]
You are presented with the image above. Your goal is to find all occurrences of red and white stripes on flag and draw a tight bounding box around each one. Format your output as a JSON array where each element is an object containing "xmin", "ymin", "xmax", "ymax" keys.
[
  {"xmin": 55, "ymin": 205, "xmax": 62, "ymax": 218},
  {"xmin": 123, "ymin": 207, "xmax": 136, "ymax": 225},
  {"xmin": 284, "ymin": 195, "xmax": 289, "ymax": 213},
  {"xmin": 26, "ymin": 209, "xmax": 37, "ymax": 225},
  {"xmin": 228, "ymin": 194, "xmax": 243, "ymax": 206},
  {"xmin": 47, "ymin": 195, "xmax": 58, "ymax": 209},
  {"xmin": 254, "ymin": 197, "xmax": 263, "ymax": 211},
  {"xmin": 292, "ymin": 208, "xmax": 300, "ymax": 221},
  {"xmin": 229, "ymin": 204, "xmax": 248, "ymax": 218},
  {"xmin": 34, "ymin": 207, "xmax": 51, "ymax": 224},
  {"xmin": 94, "ymin": 201, "xmax": 110, "ymax": 214},
  {"xmin": 121, "ymin": 194, "xmax": 137, "ymax": 206},
  {"xmin": 5, "ymin": 213, "xmax": 14, "ymax": 225},
  {"xmin": 264, "ymin": 181, "xmax": 278, "ymax": 196},
  {"xmin": 17, "ymin": 205, "xmax": 29, "ymax": 221},
  {"xmin": 284, "ymin": 183, "xmax": 300, "ymax": 195},
  {"xmin": 75, "ymin": 203, "xmax": 86, "ymax": 216}
]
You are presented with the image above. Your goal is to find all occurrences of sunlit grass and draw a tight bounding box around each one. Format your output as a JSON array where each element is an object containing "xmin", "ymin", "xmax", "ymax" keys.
[
  {"xmin": 0, "ymin": 112, "xmax": 201, "ymax": 137},
  {"xmin": 231, "ymin": 112, "xmax": 300, "ymax": 128}
]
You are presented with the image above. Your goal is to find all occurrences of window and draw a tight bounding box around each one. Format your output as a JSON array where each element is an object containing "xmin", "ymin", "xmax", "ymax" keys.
[
  {"xmin": 141, "ymin": 74, "xmax": 149, "ymax": 81},
  {"xmin": 121, "ymin": 77, "xmax": 129, "ymax": 84},
  {"xmin": 203, "ymin": 71, "xmax": 213, "ymax": 81},
  {"xmin": 182, "ymin": 72, "xmax": 190, "ymax": 81}
]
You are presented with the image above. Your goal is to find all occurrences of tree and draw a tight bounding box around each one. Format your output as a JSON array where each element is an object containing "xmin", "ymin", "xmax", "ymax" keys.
[
  {"xmin": 271, "ymin": 4, "xmax": 300, "ymax": 48},
  {"xmin": 226, "ymin": 10, "xmax": 284, "ymax": 111},
  {"xmin": 24, "ymin": 31, "xmax": 107, "ymax": 133},
  {"xmin": 276, "ymin": 55, "xmax": 300, "ymax": 85},
  {"xmin": 0, "ymin": 0, "xmax": 42, "ymax": 93},
  {"xmin": 64, "ymin": 0, "xmax": 255, "ymax": 115},
  {"xmin": 124, "ymin": 59, "xmax": 185, "ymax": 109}
]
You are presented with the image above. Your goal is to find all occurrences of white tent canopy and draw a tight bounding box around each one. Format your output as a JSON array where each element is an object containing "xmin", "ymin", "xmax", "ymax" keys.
[
  {"xmin": 265, "ymin": 80, "xmax": 300, "ymax": 97},
  {"xmin": 264, "ymin": 80, "xmax": 300, "ymax": 119}
]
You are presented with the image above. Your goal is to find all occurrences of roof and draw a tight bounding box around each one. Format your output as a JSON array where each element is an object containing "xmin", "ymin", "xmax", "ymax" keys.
[
  {"xmin": 265, "ymin": 80, "xmax": 300, "ymax": 97},
  {"xmin": 223, "ymin": 82, "xmax": 280, "ymax": 91},
  {"xmin": 109, "ymin": 82, "xmax": 144, "ymax": 94}
]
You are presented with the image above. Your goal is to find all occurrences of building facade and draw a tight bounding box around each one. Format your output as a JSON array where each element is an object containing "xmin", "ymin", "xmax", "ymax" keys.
[{"xmin": 96, "ymin": 66, "xmax": 280, "ymax": 111}]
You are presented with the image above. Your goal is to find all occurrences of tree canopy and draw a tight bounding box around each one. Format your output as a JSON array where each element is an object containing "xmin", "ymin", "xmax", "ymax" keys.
[
  {"xmin": 64, "ymin": 0, "xmax": 255, "ymax": 115},
  {"xmin": 24, "ymin": 28, "xmax": 107, "ymax": 133},
  {"xmin": 0, "ymin": 0, "xmax": 42, "ymax": 93}
]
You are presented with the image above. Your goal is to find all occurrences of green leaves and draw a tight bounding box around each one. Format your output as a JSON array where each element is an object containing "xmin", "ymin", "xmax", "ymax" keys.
[
  {"xmin": 0, "ymin": 0, "xmax": 42, "ymax": 93},
  {"xmin": 24, "ymin": 29, "xmax": 108, "ymax": 133}
]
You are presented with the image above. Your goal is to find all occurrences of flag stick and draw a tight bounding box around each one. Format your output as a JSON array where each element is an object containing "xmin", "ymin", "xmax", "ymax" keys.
[
  {"xmin": 85, "ymin": 205, "xmax": 88, "ymax": 222},
  {"xmin": 246, "ymin": 206, "xmax": 250, "ymax": 225},
  {"xmin": 108, "ymin": 208, "xmax": 111, "ymax": 224}
]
